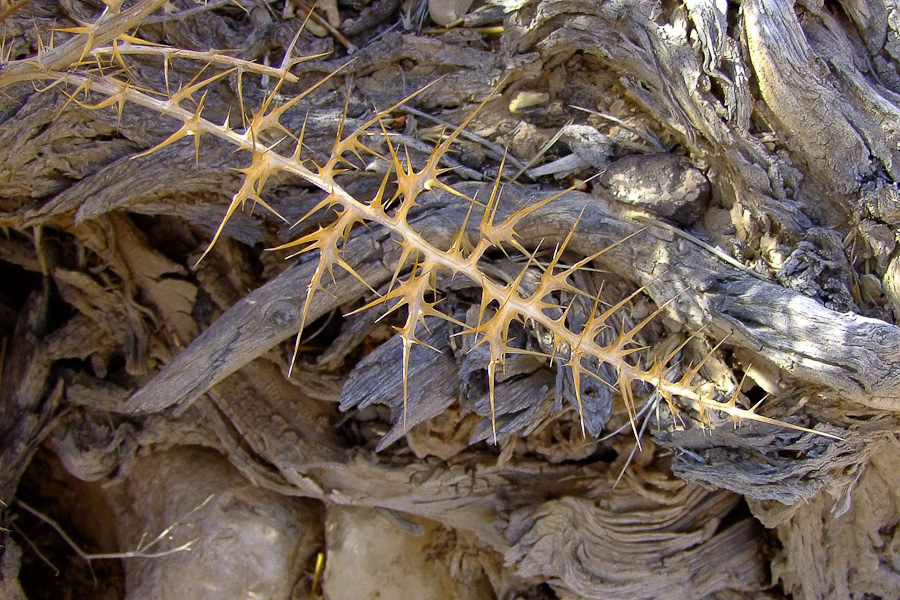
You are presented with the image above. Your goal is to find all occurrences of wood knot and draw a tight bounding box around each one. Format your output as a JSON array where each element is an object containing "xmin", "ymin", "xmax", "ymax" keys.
[{"xmin": 265, "ymin": 301, "xmax": 301, "ymax": 330}]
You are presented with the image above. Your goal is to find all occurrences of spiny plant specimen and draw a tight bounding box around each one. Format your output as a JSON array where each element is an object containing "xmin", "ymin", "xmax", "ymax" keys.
[{"xmin": 10, "ymin": 8, "xmax": 839, "ymax": 447}]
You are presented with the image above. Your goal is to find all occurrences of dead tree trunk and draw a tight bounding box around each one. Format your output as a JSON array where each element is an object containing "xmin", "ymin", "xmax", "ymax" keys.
[{"xmin": 1, "ymin": 0, "xmax": 900, "ymax": 598}]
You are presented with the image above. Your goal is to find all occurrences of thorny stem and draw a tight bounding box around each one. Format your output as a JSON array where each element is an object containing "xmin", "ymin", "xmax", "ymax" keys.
[
  {"xmin": 0, "ymin": 0, "xmax": 33, "ymax": 25},
  {"xmin": 0, "ymin": 0, "xmax": 170, "ymax": 89},
  {"xmin": 42, "ymin": 69, "xmax": 840, "ymax": 443},
  {"xmin": 87, "ymin": 42, "xmax": 318, "ymax": 83}
]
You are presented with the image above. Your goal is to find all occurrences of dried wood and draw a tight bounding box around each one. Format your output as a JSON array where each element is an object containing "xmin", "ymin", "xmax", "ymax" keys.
[
  {"xmin": 3, "ymin": 0, "xmax": 900, "ymax": 597},
  {"xmin": 125, "ymin": 183, "xmax": 900, "ymax": 414},
  {"xmin": 0, "ymin": 288, "xmax": 58, "ymax": 506}
]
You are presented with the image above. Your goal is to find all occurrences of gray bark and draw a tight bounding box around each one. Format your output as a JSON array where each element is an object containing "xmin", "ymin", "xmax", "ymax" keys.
[{"xmin": 2, "ymin": 0, "xmax": 900, "ymax": 598}]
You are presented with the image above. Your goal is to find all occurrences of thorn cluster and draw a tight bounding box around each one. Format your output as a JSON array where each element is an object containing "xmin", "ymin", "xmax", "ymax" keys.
[{"xmin": 26, "ymin": 36, "xmax": 840, "ymax": 446}]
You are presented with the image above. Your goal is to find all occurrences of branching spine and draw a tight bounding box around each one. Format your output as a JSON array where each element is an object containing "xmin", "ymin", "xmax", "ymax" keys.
[{"xmin": 19, "ymin": 25, "xmax": 840, "ymax": 444}]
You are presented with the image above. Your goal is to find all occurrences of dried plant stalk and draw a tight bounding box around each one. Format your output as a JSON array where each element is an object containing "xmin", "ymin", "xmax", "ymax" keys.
[{"xmin": 23, "ymin": 31, "xmax": 839, "ymax": 445}]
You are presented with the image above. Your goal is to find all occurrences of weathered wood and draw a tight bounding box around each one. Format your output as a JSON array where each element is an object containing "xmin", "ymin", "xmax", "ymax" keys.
[
  {"xmin": 3, "ymin": 0, "xmax": 900, "ymax": 596},
  {"xmin": 506, "ymin": 490, "xmax": 765, "ymax": 600},
  {"xmin": 0, "ymin": 0, "xmax": 171, "ymax": 89},
  {"xmin": 0, "ymin": 287, "xmax": 63, "ymax": 596},
  {"xmin": 763, "ymin": 437, "xmax": 900, "ymax": 600},
  {"xmin": 0, "ymin": 541, "xmax": 28, "ymax": 600},
  {"xmin": 744, "ymin": 0, "xmax": 896, "ymax": 196},
  {"xmin": 125, "ymin": 184, "xmax": 900, "ymax": 416},
  {"xmin": 122, "ymin": 221, "xmax": 397, "ymax": 414},
  {"xmin": 339, "ymin": 318, "xmax": 461, "ymax": 450},
  {"xmin": 194, "ymin": 355, "xmax": 769, "ymax": 597},
  {"xmin": 0, "ymin": 288, "xmax": 58, "ymax": 506}
]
